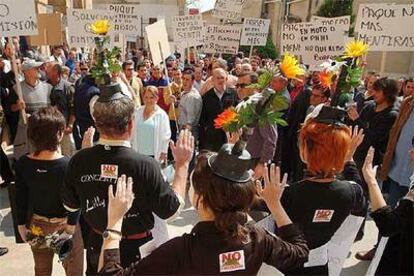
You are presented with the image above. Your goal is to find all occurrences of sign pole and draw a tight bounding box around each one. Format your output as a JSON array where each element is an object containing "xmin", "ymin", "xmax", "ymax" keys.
[
  {"xmin": 8, "ymin": 40, "xmax": 27, "ymax": 125},
  {"xmin": 249, "ymin": 45, "xmax": 254, "ymax": 59},
  {"xmin": 379, "ymin": 51, "xmax": 387, "ymax": 75}
]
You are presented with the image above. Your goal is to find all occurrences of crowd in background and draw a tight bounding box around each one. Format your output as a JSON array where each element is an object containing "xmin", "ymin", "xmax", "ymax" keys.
[{"xmin": 0, "ymin": 37, "xmax": 413, "ymax": 275}]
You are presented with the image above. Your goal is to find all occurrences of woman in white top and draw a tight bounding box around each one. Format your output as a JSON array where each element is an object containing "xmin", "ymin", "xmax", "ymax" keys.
[{"xmin": 132, "ymin": 86, "xmax": 171, "ymax": 162}]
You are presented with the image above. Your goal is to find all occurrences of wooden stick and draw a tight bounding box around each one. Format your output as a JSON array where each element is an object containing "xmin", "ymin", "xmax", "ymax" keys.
[
  {"xmin": 8, "ymin": 40, "xmax": 27, "ymax": 125},
  {"xmin": 249, "ymin": 45, "xmax": 254, "ymax": 59}
]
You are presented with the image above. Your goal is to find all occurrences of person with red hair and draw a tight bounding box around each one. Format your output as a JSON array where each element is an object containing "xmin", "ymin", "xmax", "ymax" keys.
[{"xmin": 278, "ymin": 105, "xmax": 368, "ymax": 275}]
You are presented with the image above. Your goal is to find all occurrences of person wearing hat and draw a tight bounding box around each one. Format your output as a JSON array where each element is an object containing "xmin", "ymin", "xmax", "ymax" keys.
[
  {"xmin": 62, "ymin": 82, "xmax": 193, "ymax": 275},
  {"xmin": 11, "ymin": 59, "xmax": 52, "ymax": 160},
  {"xmin": 97, "ymin": 142, "xmax": 309, "ymax": 274},
  {"xmin": 269, "ymin": 105, "xmax": 367, "ymax": 275}
]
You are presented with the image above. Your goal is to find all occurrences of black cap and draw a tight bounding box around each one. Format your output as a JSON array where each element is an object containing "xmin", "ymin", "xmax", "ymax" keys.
[
  {"xmin": 208, "ymin": 142, "xmax": 253, "ymax": 183},
  {"xmin": 97, "ymin": 83, "xmax": 126, "ymax": 103},
  {"xmin": 312, "ymin": 105, "xmax": 347, "ymax": 125}
]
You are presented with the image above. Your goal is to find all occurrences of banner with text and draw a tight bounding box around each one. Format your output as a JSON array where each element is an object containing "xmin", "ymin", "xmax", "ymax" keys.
[
  {"xmin": 240, "ymin": 18, "xmax": 270, "ymax": 46},
  {"xmin": 172, "ymin": 15, "xmax": 205, "ymax": 48},
  {"xmin": 67, "ymin": 8, "xmax": 116, "ymax": 47},
  {"xmin": 99, "ymin": 4, "xmax": 141, "ymax": 36},
  {"xmin": 355, "ymin": 3, "xmax": 414, "ymax": 51},
  {"xmin": 212, "ymin": 0, "xmax": 245, "ymax": 21},
  {"xmin": 204, "ymin": 24, "xmax": 241, "ymax": 55},
  {"xmin": 0, "ymin": 0, "xmax": 38, "ymax": 37},
  {"xmin": 281, "ymin": 21, "xmax": 349, "ymax": 70}
]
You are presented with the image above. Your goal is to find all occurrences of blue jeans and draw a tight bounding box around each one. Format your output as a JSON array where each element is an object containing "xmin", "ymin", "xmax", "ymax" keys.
[{"xmin": 387, "ymin": 178, "xmax": 409, "ymax": 208}]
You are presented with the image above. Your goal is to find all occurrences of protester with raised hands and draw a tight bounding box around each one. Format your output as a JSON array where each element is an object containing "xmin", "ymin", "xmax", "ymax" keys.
[
  {"xmin": 98, "ymin": 145, "xmax": 308, "ymax": 275},
  {"xmin": 361, "ymin": 147, "xmax": 413, "ymax": 275},
  {"xmin": 62, "ymin": 81, "xmax": 194, "ymax": 274},
  {"xmin": 261, "ymin": 105, "xmax": 367, "ymax": 275}
]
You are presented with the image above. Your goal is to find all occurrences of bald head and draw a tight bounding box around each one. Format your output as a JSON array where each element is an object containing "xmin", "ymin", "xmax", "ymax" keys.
[{"xmin": 212, "ymin": 68, "xmax": 228, "ymax": 92}]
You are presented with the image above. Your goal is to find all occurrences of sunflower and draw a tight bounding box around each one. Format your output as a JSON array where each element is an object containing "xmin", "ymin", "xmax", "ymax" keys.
[
  {"xmin": 90, "ymin": 20, "xmax": 110, "ymax": 36},
  {"xmin": 343, "ymin": 40, "xmax": 369, "ymax": 59},
  {"xmin": 318, "ymin": 70, "xmax": 334, "ymax": 89},
  {"xmin": 279, "ymin": 53, "xmax": 305, "ymax": 80},
  {"xmin": 214, "ymin": 108, "xmax": 239, "ymax": 130},
  {"xmin": 30, "ymin": 225, "xmax": 44, "ymax": 236}
]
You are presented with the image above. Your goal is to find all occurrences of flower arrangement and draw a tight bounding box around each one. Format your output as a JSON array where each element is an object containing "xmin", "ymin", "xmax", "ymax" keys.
[
  {"xmin": 26, "ymin": 225, "xmax": 73, "ymax": 261},
  {"xmin": 329, "ymin": 39, "xmax": 369, "ymax": 107},
  {"xmin": 89, "ymin": 20, "xmax": 122, "ymax": 86}
]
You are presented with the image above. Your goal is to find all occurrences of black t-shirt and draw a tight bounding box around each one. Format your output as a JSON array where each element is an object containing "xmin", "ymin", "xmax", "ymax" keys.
[
  {"xmin": 62, "ymin": 145, "xmax": 180, "ymax": 235},
  {"xmin": 281, "ymin": 179, "xmax": 364, "ymax": 249},
  {"xmin": 15, "ymin": 155, "xmax": 78, "ymax": 225}
]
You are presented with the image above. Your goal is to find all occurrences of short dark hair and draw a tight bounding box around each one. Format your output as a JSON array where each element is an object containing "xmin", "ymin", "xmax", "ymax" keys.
[
  {"xmin": 182, "ymin": 69, "xmax": 195, "ymax": 80},
  {"xmin": 313, "ymin": 84, "xmax": 331, "ymax": 98},
  {"xmin": 137, "ymin": 62, "xmax": 146, "ymax": 71},
  {"xmin": 238, "ymin": 72, "xmax": 258, "ymax": 84},
  {"xmin": 93, "ymin": 97, "xmax": 135, "ymax": 137},
  {"xmin": 28, "ymin": 107, "xmax": 66, "ymax": 155},
  {"xmin": 122, "ymin": 60, "xmax": 134, "ymax": 71},
  {"xmin": 52, "ymin": 63, "xmax": 63, "ymax": 75},
  {"xmin": 373, "ymin": 77, "xmax": 398, "ymax": 104}
]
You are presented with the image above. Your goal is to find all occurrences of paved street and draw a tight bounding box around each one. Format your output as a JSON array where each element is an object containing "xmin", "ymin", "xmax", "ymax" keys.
[{"xmin": 0, "ymin": 187, "xmax": 377, "ymax": 275}]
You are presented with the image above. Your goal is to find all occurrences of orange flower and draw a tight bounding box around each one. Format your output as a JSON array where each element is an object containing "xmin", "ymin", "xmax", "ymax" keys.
[
  {"xmin": 319, "ymin": 70, "xmax": 334, "ymax": 89},
  {"xmin": 214, "ymin": 108, "xmax": 238, "ymax": 129}
]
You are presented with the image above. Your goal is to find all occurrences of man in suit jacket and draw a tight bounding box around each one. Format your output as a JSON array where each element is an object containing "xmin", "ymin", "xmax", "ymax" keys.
[{"xmin": 199, "ymin": 68, "xmax": 238, "ymax": 151}]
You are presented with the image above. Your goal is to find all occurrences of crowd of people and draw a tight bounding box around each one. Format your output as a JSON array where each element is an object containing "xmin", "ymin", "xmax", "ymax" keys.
[{"xmin": 0, "ymin": 37, "xmax": 413, "ymax": 276}]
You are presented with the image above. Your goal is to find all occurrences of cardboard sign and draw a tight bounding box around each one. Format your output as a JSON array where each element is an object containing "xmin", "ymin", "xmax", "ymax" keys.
[
  {"xmin": 312, "ymin": 15, "xmax": 351, "ymax": 32},
  {"xmin": 355, "ymin": 3, "xmax": 414, "ymax": 51},
  {"xmin": 0, "ymin": 0, "xmax": 38, "ymax": 36},
  {"xmin": 66, "ymin": 8, "xmax": 116, "ymax": 47},
  {"xmin": 145, "ymin": 19, "xmax": 171, "ymax": 66},
  {"xmin": 240, "ymin": 18, "xmax": 270, "ymax": 46},
  {"xmin": 172, "ymin": 15, "xmax": 205, "ymax": 48},
  {"xmin": 212, "ymin": 0, "xmax": 246, "ymax": 21},
  {"xmin": 30, "ymin": 13, "xmax": 63, "ymax": 46},
  {"xmin": 204, "ymin": 24, "xmax": 241, "ymax": 55},
  {"xmin": 100, "ymin": 4, "xmax": 141, "ymax": 36},
  {"xmin": 281, "ymin": 21, "xmax": 349, "ymax": 70}
]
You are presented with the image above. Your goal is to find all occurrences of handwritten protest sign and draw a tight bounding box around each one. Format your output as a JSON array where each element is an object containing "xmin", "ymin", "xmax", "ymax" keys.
[
  {"xmin": 204, "ymin": 24, "xmax": 241, "ymax": 55},
  {"xmin": 30, "ymin": 13, "xmax": 63, "ymax": 46},
  {"xmin": 281, "ymin": 21, "xmax": 349, "ymax": 70},
  {"xmin": 312, "ymin": 15, "xmax": 350, "ymax": 32},
  {"xmin": 172, "ymin": 15, "xmax": 205, "ymax": 48},
  {"xmin": 145, "ymin": 19, "xmax": 171, "ymax": 66},
  {"xmin": 212, "ymin": 0, "xmax": 246, "ymax": 21},
  {"xmin": 355, "ymin": 3, "xmax": 414, "ymax": 51},
  {"xmin": 67, "ymin": 8, "xmax": 116, "ymax": 47},
  {"xmin": 240, "ymin": 18, "xmax": 270, "ymax": 46},
  {"xmin": 0, "ymin": 0, "xmax": 38, "ymax": 36},
  {"xmin": 100, "ymin": 4, "xmax": 141, "ymax": 36}
]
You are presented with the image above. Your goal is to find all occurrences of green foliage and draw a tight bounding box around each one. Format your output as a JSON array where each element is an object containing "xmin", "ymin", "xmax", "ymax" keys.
[{"xmin": 316, "ymin": 0, "xmax": 353, "ymax": 18}]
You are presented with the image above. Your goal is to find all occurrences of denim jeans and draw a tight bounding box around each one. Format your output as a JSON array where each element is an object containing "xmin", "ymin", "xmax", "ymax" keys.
[{"xmin": 387, "ymin": 177, "xmax": 409, "ymax": 208}]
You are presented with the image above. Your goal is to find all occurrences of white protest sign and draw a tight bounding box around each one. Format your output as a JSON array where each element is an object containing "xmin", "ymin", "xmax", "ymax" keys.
[
  {"xmin": 212, "ymin": 0, "xmax": 246, "ymax": 21},
  {"xmin": 355, "ymin": 3, "xmax": 414, "ymax": 51},
  {"xmin": 240, "ymin": 18, "xmax": 270, "ymax": 46},
  {"xmin": 281, "ymin": 22, "xmax": 349, "ymax": 70},
  {"xmin": 0, "ymin": 0, "xmax": 38, "ymax": 36},
  {"xmin": 312, "ymin": 15, "xmax": 351, "ymax": 32},
  {"xmin": 100, "ymin": 4, "xmax": 141, "ymax": 36},
  {"xmin": 204, "ymin": 25, "xmax": 241, "ymax": 55},
  {"xmin": 172, "ymin": 15, "xmax": 205, "ymax": 48},
  {"xmin": 66, "ymin": 8, "xmax": 116, "ymax": 47},
  {"xmin": 145, "ymin": 19, "xmax": 171, "ymax": 66}
]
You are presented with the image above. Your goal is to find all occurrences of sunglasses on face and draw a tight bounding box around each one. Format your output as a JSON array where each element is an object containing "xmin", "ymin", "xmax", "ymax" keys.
[
  {"xmin": 80, "ymin": 68, "xmax": 88, "ymax": 71},
  {"xmin": 236, "ymin": 83, "xmax": 248, "ymax": 88}
]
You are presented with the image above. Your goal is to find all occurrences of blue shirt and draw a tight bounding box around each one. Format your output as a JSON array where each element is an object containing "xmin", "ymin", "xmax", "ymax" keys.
[
  {"xmin": 135, "ymin": 116, "xmax": 156, "ymax": 156},
  {"xmin": 389, "ymin": 110, "xmax": 414, "ymax": 187},
  {"xmin": 65, "ymin": 59, "xmax": 75, "ymax": 75}
]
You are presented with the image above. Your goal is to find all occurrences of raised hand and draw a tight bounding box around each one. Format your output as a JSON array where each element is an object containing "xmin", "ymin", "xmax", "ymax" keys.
[
  {"xmin": 362, "ymin": 147, "xmax": 378, "ymax": 187},
  {"xmin": 170, "ymin": 129, "xmax": 194, "ymax": 167},
  {"xmin": 345, "ymin": 126, "xmax": 365, "ymax": 161},
  {"xmin": 107, "ymin": 175, "xmax": 134, "ymax": 230},
  {"xmin": 257, "ymin": 164, "xmax": 288, "ymax": 206},
  {"xmin": 81, "ymin": 127, "xmax": 96, "ymax": 149}
]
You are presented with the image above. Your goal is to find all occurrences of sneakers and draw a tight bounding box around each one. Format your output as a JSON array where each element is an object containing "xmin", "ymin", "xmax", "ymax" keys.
[
  {"xmin": 0, "ymin": 247, "xmax": 8, "ymax": 256},
  {"xmin": 355, "ymin": 248, "xmax": 376, "ymax": 261}
]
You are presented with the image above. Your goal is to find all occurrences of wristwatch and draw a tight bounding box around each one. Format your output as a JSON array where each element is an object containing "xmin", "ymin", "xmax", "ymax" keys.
[{"xmin": 102, "ymin": 229, "xmax": 122, "ymax": 240}]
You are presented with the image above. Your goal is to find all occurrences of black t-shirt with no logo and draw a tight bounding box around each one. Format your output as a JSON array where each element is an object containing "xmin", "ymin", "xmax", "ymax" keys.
[{"xmin": 62, "ymin": 145, "xmax": 180, "ymax": 235}]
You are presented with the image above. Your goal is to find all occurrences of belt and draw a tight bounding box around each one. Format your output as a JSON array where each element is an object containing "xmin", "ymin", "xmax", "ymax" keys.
[
  {"xmin": 92, "ymin": 227, "xmax": 151, "ymax": 240},
  {"xmin": 32, "ymin": 214, "xmax": 67, "ymax": 224}
]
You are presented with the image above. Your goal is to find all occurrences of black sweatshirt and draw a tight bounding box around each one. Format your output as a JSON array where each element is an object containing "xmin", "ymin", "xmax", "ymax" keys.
[{"xmin": 15, "ymin": 155, "xmax": 79, "ymax": 226}]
